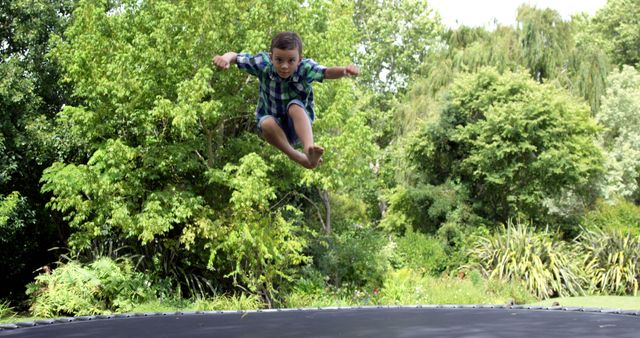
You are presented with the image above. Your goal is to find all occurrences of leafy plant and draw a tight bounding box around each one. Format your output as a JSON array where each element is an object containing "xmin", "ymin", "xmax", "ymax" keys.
[
  {"xmin": 578, "ymin": 228, "xmax": 640, "ymax": 296},
  {"xmin": 466, "ymin": 219, "xmax": 586, "ymax": 299},
  {"xmin": 193, "ymin": 294, "xmax": 262, "ymax": 311},
  {"xmin": 0, "ymin": 300, "xmax": 15, "ymax": 319},
  {"xmin": 392, "ymin": 230, "xmax": 448, "ymax": 275},
  {"xmin": 312, "ymin": 226, "xmax": 391, "ymax": 289},
  {"xmin": 26, "ymin": 257, "xmax": 156, "ymax": 317},
  {"xmin": 582, "ymin": 199, "xmax": 640, "ymax": 236},
  {"xmin": 378, "ymin": 268, "xmax": 534, "ymax": 305}
]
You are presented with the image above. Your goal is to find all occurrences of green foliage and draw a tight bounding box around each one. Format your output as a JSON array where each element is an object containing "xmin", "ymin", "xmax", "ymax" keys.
[
  {"xmin": 582, "ymin": 199, "xmax": 640, "ymax": 236},
  {"xmin": 380, "ymin": 180, "xmax": 476, "ymax": 234},
  {"xmin": 391, "ymin": 230, "xmax": 448, "ymax": 275},
  {"xmin": 405, "ymin": 68, "xmax": 602, "ymax": 225},
  {"xmin": 0, "ymin": 192, "xmax": 24, "ymax": 237},
  {"xmin": 193, "ymin": 294, "xmax": 262, "ymax": 311},
  {"xmin": 206, "ymin": 154, "xmax": 309, "ymax": 301},
  {"xmin": 312, "ymin": 226, "xmax": 391, "ymax": 289},
  {"xmin": 578, "ymin": 228, "xmax": 640, "ymax": 296},
  {"xmin": 41, "ymin": 0, "xmax": 379, "ymax": 307},
  {"xmin": 467, "ymin": 220, "xmax": 586, "ymax": 299},
  {"xmin": 0, "ymin": 0, "xmax": 76, "ymax": 304},
  {"xmin": 378, "ymin": 268, "xmax": 534, "ymax": 305},
  {"xmin": 591, "ymin": 0, "xmax": 640, "ymax": 66},
  {"xmin": 596, "ymin": 66, "xmax": 640, "ymax": 202},
  {"xmin": 0, "ymin": 300, "xmax": 15, "ymax": 319},
  {"xmin": 26, "ymin": 257, "xmax": 157, "ymax": 317},
  {"xmin": 353, "ymin": 0, "xmax": 443, "ymax": 93},
  {"xmin": 516, "ymin": 5, "xmax": 573, "ymax": 82}
]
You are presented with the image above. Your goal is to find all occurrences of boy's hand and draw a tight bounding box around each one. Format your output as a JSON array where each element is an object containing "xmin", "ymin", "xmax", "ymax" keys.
[
  {"xmin": 212, "ymin": 55, "xmax": 231, "ymax": 69},
  {"xmin": 345, "ymin": 64, "xmax": 359, "ymax": 77}
]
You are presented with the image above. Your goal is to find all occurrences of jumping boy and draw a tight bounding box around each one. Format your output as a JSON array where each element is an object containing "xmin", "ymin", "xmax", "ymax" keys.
[{"xmin": 212, "ymin": 32, "xmax": 359, "ymax": 169}]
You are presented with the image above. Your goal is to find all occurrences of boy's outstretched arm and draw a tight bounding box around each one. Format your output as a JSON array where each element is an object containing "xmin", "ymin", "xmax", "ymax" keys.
[
  {"xmin": 324, "ymin": 64, "xmax": 359, "ymax": 80},
  {"xmin": 212, "ymin": 52, "xmax": 238, "ymax": 70}
]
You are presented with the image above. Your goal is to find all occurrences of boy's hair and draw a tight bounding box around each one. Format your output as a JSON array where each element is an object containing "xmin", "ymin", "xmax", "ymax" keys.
[{"xmin": 271, "ymin": 32, "xmax": 303, "ymax": 55}]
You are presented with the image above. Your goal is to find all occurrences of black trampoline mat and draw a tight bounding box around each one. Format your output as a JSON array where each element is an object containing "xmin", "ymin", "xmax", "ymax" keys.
[{"xmin": 2, "ymin": 307, "xmax": 640, "ymax": 338}]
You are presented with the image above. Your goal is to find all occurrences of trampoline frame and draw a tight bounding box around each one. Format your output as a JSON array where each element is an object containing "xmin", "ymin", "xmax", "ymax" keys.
[{"xmin": 2, "ymin": 304, "xmax": 640, "ymax": 337}]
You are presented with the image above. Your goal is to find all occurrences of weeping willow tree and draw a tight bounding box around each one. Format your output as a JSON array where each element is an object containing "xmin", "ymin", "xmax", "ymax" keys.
[
  {"xmin": 516, "ymin": 5, "xmax": 573, "ymax": 82},
  {"xmin": 399, "ymin": 5, "xmax": 611, "ymax": 136}
]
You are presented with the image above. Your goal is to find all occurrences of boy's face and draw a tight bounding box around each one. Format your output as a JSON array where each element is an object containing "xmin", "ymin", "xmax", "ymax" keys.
[{"xmin": 271, "ymin": 48, "xmax": 301, "ymax": 79}]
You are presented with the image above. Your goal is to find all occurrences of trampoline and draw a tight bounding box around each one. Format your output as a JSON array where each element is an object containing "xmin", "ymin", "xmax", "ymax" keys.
[{"xmin": 2, "ymin": 305, "xmax": 640, "ymax": 338}]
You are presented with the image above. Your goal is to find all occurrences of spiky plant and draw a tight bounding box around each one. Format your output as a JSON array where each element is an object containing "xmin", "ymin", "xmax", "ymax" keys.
[
  {"xmin": 578, "ymin": 228, "xmax": 640, "ymax": 296},
  {"xmin": 467, "ymin": 219, "xmax": 586, "ymax": 299}
]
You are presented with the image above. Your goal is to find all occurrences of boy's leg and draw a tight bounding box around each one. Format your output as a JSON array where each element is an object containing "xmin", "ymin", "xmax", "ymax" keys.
[
  {"xmin": 259, "ymin": 116, "xmax": 314, "ymax": 169},
  {"xmin": 287, "ymin": 104, "xmax": 324, "ymax": 168}
]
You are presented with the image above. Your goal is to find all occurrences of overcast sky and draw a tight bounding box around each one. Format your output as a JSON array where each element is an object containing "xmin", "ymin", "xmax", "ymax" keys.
[{"xmin": 428, "ymin": 0, "xmax": 607, "ymax": 28}]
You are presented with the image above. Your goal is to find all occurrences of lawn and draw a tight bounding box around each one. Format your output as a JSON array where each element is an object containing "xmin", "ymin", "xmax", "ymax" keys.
[{"xmin": 531, "ymin": 296, "xmax": 640, "ymax": 309}]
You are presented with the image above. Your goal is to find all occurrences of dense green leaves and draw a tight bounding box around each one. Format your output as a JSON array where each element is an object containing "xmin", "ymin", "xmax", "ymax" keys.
[
  {"xmin": 592, "ymin": 0, "xmax": 640, "ymax": 66},
  {"xmin": 6, "ymin": 0, "xmax": 640, "ymax": 309},
  {"xmin": 402, "ymin": 68, "xmax": 603, "ymax": 224},
  {"xmin": 597, "ymin": 66, "xmax": 640, "ymax": 202}
]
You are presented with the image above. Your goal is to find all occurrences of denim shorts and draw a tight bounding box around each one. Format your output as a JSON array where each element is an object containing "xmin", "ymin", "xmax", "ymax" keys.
[{"xmin": 257, "ymin": 100, "xmax": 313, "ymax": 146}]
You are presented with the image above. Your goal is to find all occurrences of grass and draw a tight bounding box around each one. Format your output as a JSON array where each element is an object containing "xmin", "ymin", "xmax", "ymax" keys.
[
  {"xmin": 531, "ymin": 296, "xmax": 640, "ymax": 309},
  {"xmin": 4, "ymin": 278, "xmax": 639, "ymax": 324}
]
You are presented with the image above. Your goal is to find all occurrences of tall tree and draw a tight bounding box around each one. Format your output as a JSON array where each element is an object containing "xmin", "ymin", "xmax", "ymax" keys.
[
  {"xmin": 0, "ymin": 0, "xmax": 74, "ymax": 303},
  {"xmin": 42, "ymin": 0, "xmax": 380, "ymax": 302},
  {"xmin": 385, "ymin": 68, "xmax": 603, "ymax": 231},
  {"xmin": 516, "ymin": 4, "xmax": 573, "ymax": 82},
  {"xmin": 591, "ymin": 0, "xmax": 640, "ymax": 67},
  {"xmin": 597, "ymin": 66, "xmax": 640, "ymax": 202}
]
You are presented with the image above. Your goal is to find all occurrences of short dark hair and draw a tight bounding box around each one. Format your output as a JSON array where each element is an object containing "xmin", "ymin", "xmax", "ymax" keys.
[{"xmin": 270, "ymin": 32, "xmax": 303, "ymax": 55}]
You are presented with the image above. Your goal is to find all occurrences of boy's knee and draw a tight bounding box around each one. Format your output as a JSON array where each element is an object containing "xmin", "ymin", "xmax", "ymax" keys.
[
  {"xmin": 287, "ymin": 103, "xmax": 305, "ymax": 117},
  {"xmin": 259, "ymin": 116, "xmax": 278, "ymax": 134}
]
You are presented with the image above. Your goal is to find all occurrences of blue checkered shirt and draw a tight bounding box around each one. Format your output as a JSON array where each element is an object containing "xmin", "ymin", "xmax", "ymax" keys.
[{"xmin": 236, "ymin": 52, "xmax": 326, "ymax": 122}]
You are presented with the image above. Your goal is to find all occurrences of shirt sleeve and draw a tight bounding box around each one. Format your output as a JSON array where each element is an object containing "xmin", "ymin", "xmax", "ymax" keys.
[
  {"xmin": 236, "ymin": 52, "xmax": 270, "ymax": 76},
  {"xmin": 300, "ymin": 58, "xmax": 327, "ymax": 83}
]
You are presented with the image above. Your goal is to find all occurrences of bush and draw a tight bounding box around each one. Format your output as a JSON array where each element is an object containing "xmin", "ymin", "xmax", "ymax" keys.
[
  {"xmin": 578, "ymin": 228, "xmax": 640, "ymax": 295},
  {"xmin": 582, "ymin": 199, "xmax": 640, "ymax": 236},
  {"xmin": 312, "ymin": 226, "xmax": 391, "ymax": 289},
  {"xmin": 378, "ymin": 268, "xmax": 534, "ymax": 305},
  {"xmin": 466, "ymin": 219, "xmax": 586, "ymax": 299},
  {"xmin": 0, "ymin": 300, "xmax": 14, "ymax": 319},
  {"xmin": 26, "ymin": 257, "xmax": 157, "ymax": 317},
  {"xmin": 193, "ymin": 294, "xmax": 262, "ymax": 311},
  {"xmin": 392, "ymin": 230, "xmax": 448, "ymax": 275}
]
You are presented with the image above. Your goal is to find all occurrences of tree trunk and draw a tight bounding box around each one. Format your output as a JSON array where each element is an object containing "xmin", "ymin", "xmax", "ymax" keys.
[{"xmin": 319, "ymin": 189, "xmax": 331, "ymax": 234}]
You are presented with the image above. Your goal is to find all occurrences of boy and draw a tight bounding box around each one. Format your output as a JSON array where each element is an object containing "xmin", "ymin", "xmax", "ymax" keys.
[{"xmin": 213, "ymin": 32, "xmax": 359, "ymax": 169}]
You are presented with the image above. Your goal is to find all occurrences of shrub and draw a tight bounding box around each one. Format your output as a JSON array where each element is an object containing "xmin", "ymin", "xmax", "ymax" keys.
[
  {"xmin": 582, "ymin": 199, "xmax": 640, "ymax": 236},
  {"xmin": 392, "ymin": 230, "xmax": 448, "ymax": 275},
  {"xmin": 378, "ymin": 268, "xmax": 534, "ymax": 305},
  {"xmin": 578, "ymin": 228, "xmax": 640, "ymax": 295},
  {"xmin": 27, "ymin": 257, "xmax": 157, "ymax": 317},
  {"xmin": 193, "ymin": 294, "xmax": 262, "ymax": 311},
  {"xmin": 312, "ymin": 226, "xmax": 391, "ymax": 289},
  {"xmin": 0, "ymin": 300, "xmax": 14, "ymax": 319},
  {"xmin": 466, "ymin": 219, "xmax": 586, "ymax": 299}
]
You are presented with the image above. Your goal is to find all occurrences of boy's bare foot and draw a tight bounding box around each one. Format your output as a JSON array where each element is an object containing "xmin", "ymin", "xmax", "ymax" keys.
[
  {"xmin": 290, "ymin": 151, "xmax": 313, "ymax": 169},
  {"xmin": 288, "ymin": 146, "xmax": 324, "ymax": 169},
  {"xmin": 306, "ymin": 145, "xmax": 324, "ymax": 169}
]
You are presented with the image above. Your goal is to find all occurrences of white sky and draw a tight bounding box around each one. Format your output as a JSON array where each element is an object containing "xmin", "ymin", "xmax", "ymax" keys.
[{"xmin": 429, "ymin": 0, "xmax": 607, "ymax": 28}]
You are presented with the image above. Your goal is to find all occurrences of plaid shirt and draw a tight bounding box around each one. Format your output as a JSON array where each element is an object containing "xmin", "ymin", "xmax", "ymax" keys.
[{"xmin": 236, "ymin": 52, "xmax": 326, "ymax": 121}]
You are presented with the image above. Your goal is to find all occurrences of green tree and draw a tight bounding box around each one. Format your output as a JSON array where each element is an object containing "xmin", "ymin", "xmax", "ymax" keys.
[
  {"xmin": 353, "ymin": 0, "xmax": 443, "ymax": 93},
  {"xmin": 391, "ymin": 68, "xmax": 603, "ymax": 229},
  {"xmin": 0, "ymin": 0, "xmax": 74, "ymax": 303},
  {"xmin": 596, "ymin": 66, "xmax": 640, "ymax": 202},
  {"xmin": 42, "ymin": 0, "xmax": 381, "ymax": 301},
  {"xmin": 591, "ymin": 0, "xmax": 640, "ymax": 67},
  {"xmin": 516, "ymin": 5, "xmax": 573, "ymax": 82}
]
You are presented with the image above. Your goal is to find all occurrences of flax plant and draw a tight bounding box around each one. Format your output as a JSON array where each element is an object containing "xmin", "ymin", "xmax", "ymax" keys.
[
  {"xmin": 467, "ymin": 219, "xmax": 585, "ymax": 299},
  {"xmin": 578, "ymin": 228, "xmax": 640, "ymax": 296}
]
